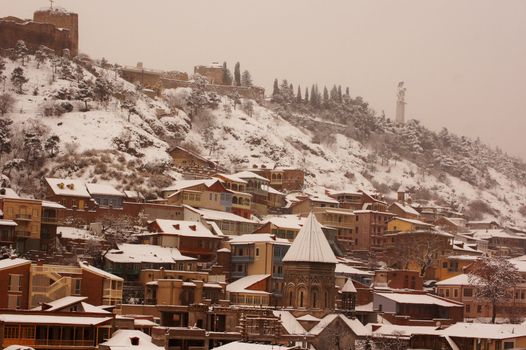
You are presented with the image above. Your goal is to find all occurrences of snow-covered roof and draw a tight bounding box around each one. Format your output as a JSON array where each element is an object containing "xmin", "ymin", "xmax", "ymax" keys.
[
  {"xmin": 58, "ymin": 226, "xmax": 102, "ymax": 241},
  {"xmin": 0, "ymin": 219, "xmax": 17, "ymax": 227},
  {"xmin": 442, "ymin": 322, "xmax": 526, "ymax": 340},
  {"xmin": 369, "ymin": 323, "xmax": 442, "ymax": 337},
  {"xmin": 163, "ymin": 179, "xmax": 220, "ymax": 192},
  {"xmin": 308, "ymin": 314, "xmax": 368, "ymax": 337},
  {"xmin": 213, "ymin": 342, "xmax": 294, "ymax": 350},
  {"xmin": 186, "ymin": 206, "xmax": 257, "ymax": 224},
  {"xmin": 470, "ymin": 229, "xmax": 526, "ymax": 241},
  {"xmin": 262, "ymin": 184, "xmax": 283, "ymax": 195},
  {"xmin": 226, "ymin": 274, "xmax": 270, "ymax": 295},
  {"xmin": 375, "ymin": 292, "xmax": 462, "ymax": 307},
  {"xmin": 273, "ymin": 310, "xmax": 306, "ymax": 335},
  {"xmin": 441, "ymin": 217, "xmax": 467, "ymax": 227},
  {"xmin": 282, "ymin": 213, "xmax": 338, "ymax": 264},
  {"xmin": 86, "ymin": 183, "xmax": 124, "ymax": 197},
  {"xmin": 42, "ymin": 200, "xmax": 66, "ymax": 209},
  {"xmin": 231, "ymin": 171, "xmax": 269, "ymax": 182},
  {"xmin": 308, "ymin": 194, "xmax": 340, "ymax": 204},
  {"xmin": 0, "ymin": 188, "xmax": 20, "ymax": 199},
  {"xmin": 4, "ymin": 346, "xmax": 35, "ymax": 350},
  {"xmin": 0, "ymin": 314, "xmax": 112, "ymax": 326},
  {"xmin": 261, "ymin": 215, "xmax": 304, "ymax": 230},
  {"xmin": 435, "ymin": 274, "xmax": 472, "ymax": 286},
  {"xmin": 36, "ymin": 296, "xmax": 88, "ymax": 312},
  {"xmin": 390, "ymin": 217, "xmax": 434, "ymax": 227},
  {"xmin": 229, "ymin": 233, "xmax": 290, "ymax": 245},
  {"xmin": 45, "ymin": 178, "xmax": 91, "ymax": 198},
  {"xmin": 341, "ymin": 278, "xmax": 357, "ymax": 293},
  {"xmin": 296, "ymin": 314, "xmax": 321, "ymax": 322},
  {"xmin": 99, "ymin": 329, "xmax": 163, "ymax": 349},
  {"xmin": 80, "ymin": 261, "xmax": 123, "ymax": 281},
  {"xmin": 217, "ymin": 247, "xmax": 231, "ymax": 253},
  {"xmin": 105, "ymin": 243, "xmax": 196, "ymax": 264},
  {"xmin": 214, "ymin": 173, "xmax": 247, "ymax": 184},
  {"xmin": 390, "ymin": 202, "xmax": 420, "ymax": 216},
  {"xmin": 153, "ymin": 219, "xmax": 218, "ymax": 238},
  {"xmin": 0, "ymin": 258, "xmax": 30, "ymax": 271},
  {"xmin": 124, "ymin": 190, "xmax": 144, "ymax": 199}
]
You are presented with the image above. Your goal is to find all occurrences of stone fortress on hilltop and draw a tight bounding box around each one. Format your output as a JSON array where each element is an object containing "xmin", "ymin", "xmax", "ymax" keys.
[
  {"xmin": 0, "ymin": 3, "xmax": 265, "ymax": 100},
  {"xmin": 0, "ymin": 3, "xmax": 79, "ymax": 56}
]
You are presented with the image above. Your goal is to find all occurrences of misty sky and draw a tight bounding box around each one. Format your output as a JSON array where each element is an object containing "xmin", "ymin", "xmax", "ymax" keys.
[{"xmin": 2, "ymin": 0, "xmax": 526, "ymax": 159}]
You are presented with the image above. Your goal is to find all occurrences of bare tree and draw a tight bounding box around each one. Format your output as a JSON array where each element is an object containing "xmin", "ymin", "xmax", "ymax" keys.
[
  {"xmin": 468, "ymin": 255, "xmax": 522, "ymax": 323},
  {"xmin": 0, "ymin": 93, "xmax": 15, "ymax": 115}
]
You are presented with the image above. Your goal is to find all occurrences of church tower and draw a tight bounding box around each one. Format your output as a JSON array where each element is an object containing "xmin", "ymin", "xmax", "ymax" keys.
[{"xmin": 282, "ymin": 213, "xmax": 338, "ymax": 317}]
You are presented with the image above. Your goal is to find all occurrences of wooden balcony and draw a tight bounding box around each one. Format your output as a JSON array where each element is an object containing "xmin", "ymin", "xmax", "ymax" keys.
[{"xmin": 15, "ymin": 214, "xmax": 32, "ymax": 221}]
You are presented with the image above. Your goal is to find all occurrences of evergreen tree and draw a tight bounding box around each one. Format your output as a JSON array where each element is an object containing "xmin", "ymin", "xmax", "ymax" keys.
[
  {"xmin": 35, "ymin": 48, "xmax": 46, "ymax": 69},
  {"xmin": 337, "ymin": 85, "xmax": 343, "ymax": 103},
  {"xmin": 345, "ymin": 86, "xmax": 350, "ymax": 97},
  {"xmin": 296, "ymin": 85, "xmax": 302, "ymax": 103},
  {"xmin": 222, "ymin": 62, "xmax": 233, "ymax": 85},
  {"xmin": 304, "ymin": 87, "xmax": 309, "ymax": 103},
  {"xmin": 15, "ymin": 40, "xmax": 29, "ymax": 66},
  {"xmin": 241, "ymin": 70, "xmax": 253, "ymax": 86},
  {"xmin": 0, "ymin": 93, "xmax": 15, "ymax": 116},
  {"xmin": 323, "ymin": 86, "xmax": 329, "ymax": 104},
  {"xmin": 94, "ymin": 77, "xmax": 113, "ymax": 103},
  {"xmin": 310, "ymin": 84, "xmax": 317, "ymax": 107},
  {"xmin": 272, "ymin": 79, "xmax": 279, "ymax": 97},
  {"xmin": 23, "ymin": 132, "xmax": 44, "ymax": 166},
  {"xmin": 330, "ymin": 85, "xmax": 338, "ymax": 101},
  {"xmin": 234, "ymin": 62, "xmax": 241, "ymax": 86},
  {"xmin": 44, "ymin": 135, "xmax": 60, "ymax": 158},
  {"xmin": 11, "ymin": 67, "xmax": 28, "ymax": 94},
  {"xmin": 0, "ymin": 118, "xmax": 13, "ymax": 160},
  {"xmin": 77, "ymin": 80, "xmax": 94, "ymax": 111}
]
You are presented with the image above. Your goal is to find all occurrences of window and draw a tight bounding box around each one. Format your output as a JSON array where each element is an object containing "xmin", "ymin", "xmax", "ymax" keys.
[
  {"xmin": 255, "ymin": 248, "xmax": 260, "ymax": 256},
  {"xmin": 463, "ymin": 288, "xmax": 473, "ymax": 297},
  {"xmin": 454, "ymin": 289, "xmax": 458, "ymax": 298},
  {"xmin": 4, "ymin": 326, "xmax": 19, "ymax": 338},
  {"xmin": 8, "ymin": 294, "xmax": 20, "ymax": 309},
  {"xmin": 445, "ymin": 289, "xmax": 450, "ymax": 297},
  {"xmin": 477, "ymin": 305, "xmax": 482, "ymax": 313},
  {"xmin": 466, "ymin": 304, "xmax": 471, "ymax": 313},
  {"xmin": 8, "ymin": 274, "xmax": 22, "ymax": 292},
  {"xmin": 74, "ymin": 279, "xmax": 81, "ymax": 295}
]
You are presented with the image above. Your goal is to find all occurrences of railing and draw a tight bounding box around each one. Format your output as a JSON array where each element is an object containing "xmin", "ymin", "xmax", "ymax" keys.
[
  {"xmin": 15, "ymin": 214, "xmax": 32, "ymax": 221},
  {"xmin": 231, "ymin": 270, "xmax": 247, "ymax": 278},
  {"xmin": 42, "ymin": 216, "xmax": 60, "ymax": 224},
  {"xmin": 35, "ymin": 339, "xmax": 94, "ymax": 347},
  {"xmin": 231, "ymin": 255, "xmax": 254, "ymax": 263}
]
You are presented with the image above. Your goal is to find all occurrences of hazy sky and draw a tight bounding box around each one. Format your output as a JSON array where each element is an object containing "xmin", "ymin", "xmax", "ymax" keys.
[{"xmin": 2, "ymin": 0, "xmax": 526, "ymax": 159}]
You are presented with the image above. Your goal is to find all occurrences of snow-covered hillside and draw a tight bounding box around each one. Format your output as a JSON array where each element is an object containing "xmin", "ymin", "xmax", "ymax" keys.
[{"xmin": 1, "ymin": 53, "xmax": 525, "ymax": 228}]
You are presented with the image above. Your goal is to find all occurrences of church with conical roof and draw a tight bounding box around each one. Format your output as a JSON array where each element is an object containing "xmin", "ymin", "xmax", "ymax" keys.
[{"xmin": 281, "ymin": 213, "xmax": 338, "ymax": 317}]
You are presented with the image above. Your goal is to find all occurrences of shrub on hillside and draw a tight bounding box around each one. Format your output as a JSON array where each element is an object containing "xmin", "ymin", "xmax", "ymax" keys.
[
  {"xmin": 465, "ymin": 199, "xmax": 497, "ymax": 220},
  {"xmin": 519, "ymin": 205, "xmax": 526, "ymax": 217}
]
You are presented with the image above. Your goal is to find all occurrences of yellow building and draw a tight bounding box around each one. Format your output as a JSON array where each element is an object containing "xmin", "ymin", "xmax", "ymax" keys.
[
  {"xmin": 0, "ymin": 195, "xmax": 42, "ymax": 252},
  {"xmin": 313, "ymin": 207, "xmax": 356, "ymax": 252},
  {"xmin": 387, "ymin": 217, "xmax": 434, "ymax": 233}
]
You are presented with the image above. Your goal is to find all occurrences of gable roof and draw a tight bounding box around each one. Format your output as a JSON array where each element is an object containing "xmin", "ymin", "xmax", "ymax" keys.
[
  {"xmin": 282, "ymin": 213, "xmax": 338, "ymax": 264},
  {"xmin": 79, "ymin": 261, "xmax": 123, "ymax": 281},
  {"xmin": 86, "ymin": 183, "xmax": 124, "ymax": 197},
  {"xmin": 45, "ymin": 178, "xmax": 91, "ymax": 198},
  {"xmin": 152, "ymin": 219, "xmax": 218, "ymax": 238},
  {"xmin": 341, "ymin": 278, "xmax": 357, "ymax": 293},
  {"xmin": 99, "ymin": 329, "xmax": 163, "ymax": 349},
  {"xmin": 308, "ymin": 314, "xmax": 368, "ymax": 337},
  {"xmin": 105, "ymin": 243, "xmax": 196, "ymax": 264},
  {"xmin": 229, "ymin": 233, "xmax": 290, "ymax": 245},
  {"xmin": 162, "ymin": 179, "xmax": 222, "ymax": 193},
  {"xmin": 226, "ymin": 274, "xmax": 270, "ymax": 295},
  {"xmin": 375, "ymin": 292, "xmax": 463, "ymax": 307},
  {"xmin": 231, "ymin": 171, "xmax": 269, "ymax": 182},
  {"xmin": 273, "ymin": 310, "xmax": 306, "ymax": 335},
  {"xmin": 389, "ymin": 202, "xmax": 420, "ymax": 216}
]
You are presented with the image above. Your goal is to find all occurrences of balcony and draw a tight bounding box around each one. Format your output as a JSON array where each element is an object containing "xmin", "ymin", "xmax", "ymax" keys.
[
  {"xmin": 231, "ymin": 255, "xmax": 253, "ymax": 263},
  {"xmin": 231, "ymin": 270, "xmax": 247, "ymax": 279},
  {"xmin": 15, "ymin": 230, "xmax": 31, "ymax": 238},
  {"xmin": 15, "ymin": 214, "xmax": 32, "ymax": 221},
  {"xmin": 42, "ymin": 216, "xmax": 60, "ymax": 224}
]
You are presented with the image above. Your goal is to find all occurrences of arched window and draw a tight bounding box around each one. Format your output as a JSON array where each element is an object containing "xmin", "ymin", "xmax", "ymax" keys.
[
  {"xmin": 300, "ymin": 291, "xmax": 304, "ymax": 307},
  {"xmin": 312, "ymin": 291, "xmax": 318, "ymax": 308},
  {"xmin": 324, "ymin": 292, "xmax": 329, "ymax": 308},
  {"xmin": 289, "ymin": 291, "xmax": 293, "ymax": 306},
  {"xmin": 232, "ymin": 197, "xmax": 238, "ymax": 204}
]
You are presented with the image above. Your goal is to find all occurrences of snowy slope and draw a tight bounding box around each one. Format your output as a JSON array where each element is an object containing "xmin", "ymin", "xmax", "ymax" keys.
[{"xmin": 2, "ymin": 54, "xmax": 525, "ymax": 228}]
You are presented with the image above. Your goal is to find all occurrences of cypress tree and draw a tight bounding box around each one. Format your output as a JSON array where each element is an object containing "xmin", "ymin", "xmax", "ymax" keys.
[
  {"xmin": 272, "ymin": 79, "xmax": 279, "ymax": 97},
  {"xmin": 234, "ymin": 62, "xmax": 241, "ymax": 86},
  {"xmin": 304, "ymin": 87, "xmax": 309, "ymax": 103},
  {"xmin": 296, "ymin": 85, "xmax": 302, "ymax": 103}
]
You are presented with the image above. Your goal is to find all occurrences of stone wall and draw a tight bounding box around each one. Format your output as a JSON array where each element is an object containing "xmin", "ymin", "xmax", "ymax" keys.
[
  {"xmin": 0, "ymin": 17, "xmax": 74, "ymax": 55},
  {"xmin": 33, "ymin": 9, "xmax": 78, "ymax": 56},
  {"xmin": 162, "ymin": 78, "xmax": 265, "ymax": 101}
]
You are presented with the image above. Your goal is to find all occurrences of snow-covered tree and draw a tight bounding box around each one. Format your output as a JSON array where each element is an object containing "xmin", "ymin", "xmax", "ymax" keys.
[
  {"xmin": 241, "ymin": 70, "xmax": 252, "ymax": 86},
  {"xmin": 0, "ymin": 93, "xmax": 15, "ymax": 116},
  {"xmin": 44, "ymin": 135, "xmax": 60, "ymax": 158},
  {"xmin": 10, "ymin": 67, "xmax": 28, "ymax": 94},
  {"xmin": 15, "ymin": 40, "xmax": 29, "ymax": 66},
  {"xmin": 2, "ymin": 158, "xmax": 25, "ymax": 176},
  {"xmin": 94, "ymin": 77, "xmax": 113, "ymax": 103},
  {"xmin": 23, "ymin": 132, "xmax": 44, "ymax": 167},
  {"xmin": 77, "ymin": 80, "xmax": 94, "ymax": 111},
  {"xmin": 272, "ymin": 78, "xmax": 279, "ymax": 98},
  {"xmin": 241, "ymin": 99, "xmax": 254, "ymax": 117},
  {"xmin": 222, "ymin": 62, "xmax": 233, "ymax": 85},
  {"xmin": 234, "ymin": 62, "xmax": 241, "ymax": 86},
  {"xmin": 296, "ymin": 85, "xmax": 302, "ymax": 103},
  {"xmin": 468, "ymin": 256, "xmax": 522, "ymax": 323},
  {"xmin": 0, "ymin": 118, "xmax": 13, "ymax": 160},
  {"xmin": 34, "ymin": 47, "xmax": 46, "ymax": 69}
]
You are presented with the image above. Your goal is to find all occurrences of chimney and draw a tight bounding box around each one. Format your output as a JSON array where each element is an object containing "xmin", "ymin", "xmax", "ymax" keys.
[{"xmin": 130, "ymin": 336, "xmax": 140, "ymax": 346}]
